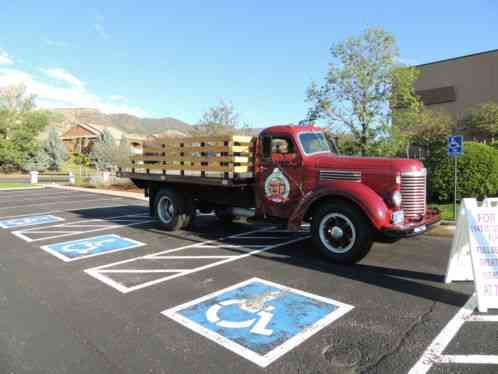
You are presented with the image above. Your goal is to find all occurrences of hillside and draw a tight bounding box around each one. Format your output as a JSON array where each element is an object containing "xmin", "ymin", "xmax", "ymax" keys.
[{"xmin": 49, "ymin": 108, "xmax": 191, "ymax": 136}]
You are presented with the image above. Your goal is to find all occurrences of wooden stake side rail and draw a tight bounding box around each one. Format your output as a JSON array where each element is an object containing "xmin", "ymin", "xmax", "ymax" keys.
[{"xmin": 124, "ymin": 135, "xmax": 256, "ymax": 180}]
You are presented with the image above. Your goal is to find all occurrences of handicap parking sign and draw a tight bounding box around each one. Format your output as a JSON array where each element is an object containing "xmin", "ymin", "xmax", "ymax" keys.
[
  {"xmin": 40, "ymin": 234, "xmax": 145, "ymax": 262},
  {"xmin": 0, "ymin": 215, "xmax": 64, "ymax": 229},
  {"xmin": 448, "ymin": 135, "xmax": 464, "ymax": 156},
  {"xmin": 162, "ymin": 278, "xmax": 353, "ymax": 367}
]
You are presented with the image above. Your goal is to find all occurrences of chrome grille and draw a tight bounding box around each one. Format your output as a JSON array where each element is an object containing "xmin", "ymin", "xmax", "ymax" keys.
[
  {"xmin": 400, "ymin": 169, "xmax": 427, "ymax": 219},
  {"xmin": 320, "ymin": 170, "xmax": 361, "ymax": 182}
]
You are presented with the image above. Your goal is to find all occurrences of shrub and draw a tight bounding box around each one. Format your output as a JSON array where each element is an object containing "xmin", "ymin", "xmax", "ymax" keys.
[{"xmin": 430, "ymin": 142, "xmax": 498, "ymax": 203}]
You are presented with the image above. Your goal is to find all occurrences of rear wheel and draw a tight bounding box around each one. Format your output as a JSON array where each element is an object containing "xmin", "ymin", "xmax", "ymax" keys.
[
  {"xmin": 311, "ymin": 202, "xmax": 373, "ymax": 264},
  {"xmin": 154, "ymin": 188, "xmax": 189, "ymax": 231}
]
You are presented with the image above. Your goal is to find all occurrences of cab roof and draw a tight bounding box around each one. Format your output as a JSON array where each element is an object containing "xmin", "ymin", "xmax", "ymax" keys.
[{"xmin": 261, "ymin": 124, "xmax": 323, "ymax": 136}]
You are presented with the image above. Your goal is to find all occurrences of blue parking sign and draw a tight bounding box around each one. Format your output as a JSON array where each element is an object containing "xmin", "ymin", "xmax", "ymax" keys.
[
  {"xmin": 0, "ymin": 215, "xmax": 63, "ymax": 229},
  {"xmin": 162, "ymin": 278, "xmax": 353, "ymax": 367},
  {"xmin": 448, "ymin": 135, "xmax": 464, "ymax": 156},
  {"xmin": 40, "ymin": 234, "xmax": 145, "ymax": 262}
]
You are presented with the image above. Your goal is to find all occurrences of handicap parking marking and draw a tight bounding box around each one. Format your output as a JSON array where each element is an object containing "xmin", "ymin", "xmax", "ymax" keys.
[
  {"xmin": 85, "ymin": 228, "xmax": 310, "ymax": 293},
  {"xmin": 0, "ymin": 214, "xmax": 64, "ymax": 229},
  {"xmin": 162, "ymin": 277, "xmax": 353, "ymax": 368},
  {"xmin": 40, "ymin": 234, "xmax": 146, "ymax": 262}
]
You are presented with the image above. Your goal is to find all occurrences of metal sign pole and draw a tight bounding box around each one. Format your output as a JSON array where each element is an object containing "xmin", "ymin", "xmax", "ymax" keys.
[{"xmin": 454, "ymin": 156, "xmax": 457, "ymax": 221}]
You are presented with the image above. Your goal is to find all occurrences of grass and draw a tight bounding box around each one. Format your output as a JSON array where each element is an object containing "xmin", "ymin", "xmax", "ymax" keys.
[
  {"xmin": 429, "ymin": 203, "xmax": 459, "ymax": 221},
  {"xmin": 0, "ymin": 182, "xmax": 38, "ymax": 189}
]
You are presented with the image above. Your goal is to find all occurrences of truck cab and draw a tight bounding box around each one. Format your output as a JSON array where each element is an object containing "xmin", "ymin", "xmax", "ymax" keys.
[{"xmin": 253, "ymin": 125, "xmax": 440, "ymax": 263}]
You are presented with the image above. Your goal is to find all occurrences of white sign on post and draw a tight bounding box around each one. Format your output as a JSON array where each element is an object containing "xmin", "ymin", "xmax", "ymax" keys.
[{"xmin": 446, "ymin": 198, "xmax": 498, "ymax": 312}]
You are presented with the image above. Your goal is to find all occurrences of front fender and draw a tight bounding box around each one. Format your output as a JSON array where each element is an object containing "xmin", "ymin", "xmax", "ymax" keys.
[{"xmin": 288, "ymin": 181, "xmax": 390, "ymax": 231}]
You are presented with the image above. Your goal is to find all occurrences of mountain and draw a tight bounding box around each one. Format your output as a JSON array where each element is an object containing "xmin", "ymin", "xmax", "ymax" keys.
[{"xmin": 49, "ymin": 108, "xmax": 191, "ymax": 136}]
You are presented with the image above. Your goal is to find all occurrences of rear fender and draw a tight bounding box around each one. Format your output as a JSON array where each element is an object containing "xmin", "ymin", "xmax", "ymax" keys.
[{"xmin": 289, "ymin": 181, "xmax": 389, "ymax": 231}]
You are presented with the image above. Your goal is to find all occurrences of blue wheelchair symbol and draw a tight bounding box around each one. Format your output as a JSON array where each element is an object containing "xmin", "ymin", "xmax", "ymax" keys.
[
  {"xmin": 41, "ymin": 234, "xmax": 145, "ymax": 262},
  {"xmin": 0, "ymin": 215, "xmax": 63, "ymax": 229},
  {"xmin": 163, "ymin": 278, "xmax": 353, "ymax": 367},
  {"xmin": 448, "ymin": 135, "xmax": 463, "ymax": 156}
]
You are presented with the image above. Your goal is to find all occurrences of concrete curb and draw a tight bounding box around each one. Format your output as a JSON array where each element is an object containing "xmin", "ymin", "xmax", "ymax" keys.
[{"xmin": 44, "ymin": 184, "xmax": 148, "ymax": 201}]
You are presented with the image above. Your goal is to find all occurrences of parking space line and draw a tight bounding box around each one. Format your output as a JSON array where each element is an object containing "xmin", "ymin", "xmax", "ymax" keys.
[
  {"xmin": 438, "ymin": 355, "xmax": 498, "ymax": 364},
  {"xmin": 0, "ymin": 202, "xmax": 146, "ymax": 221},
  {"xmin": 408, "ymin": 293, "xmax": 498, "ymax": 373},
  {"xmin": 99, "ymin": 269, "xmax": 187, "ymax": 273},
  {"xmin": 0, "ymin": 197, "xmax": 123, "ymax": 211},
  {"xmin": 0, "ymin": 190, "xmax": 92, "ymax": 202},
  {"xmin": 12, "ymin": 213, "xmax": 154, "ymax": 242},
  {"xmin": 85, "ymin": 228, "xmax": 310, "ymax": 294}
]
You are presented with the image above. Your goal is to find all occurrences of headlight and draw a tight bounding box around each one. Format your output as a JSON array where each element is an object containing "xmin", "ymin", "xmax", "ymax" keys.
[{"xmin": 392, "ymin": 190, "xmax": 402, "ymax": 207}]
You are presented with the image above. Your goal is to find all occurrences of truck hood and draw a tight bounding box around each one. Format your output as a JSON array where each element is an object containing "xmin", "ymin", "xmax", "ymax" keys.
[{"xmin": 314, "ymin": 154, "xmax": 424, "ymax": 175}]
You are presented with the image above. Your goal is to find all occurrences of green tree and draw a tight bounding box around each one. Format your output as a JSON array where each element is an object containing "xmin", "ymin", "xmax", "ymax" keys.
[
  {"xmin": 90, "ymin": 129, "xmax": 116, "ymax": 171},
  {"xmin": 116, "ymin": 136, "xmax": 133, "ymax": 168},
  {"xmin": 191, "ymin": 100, "xmax": 250, "ymax": 136},
  {"xmin": 462, "ymin": 102, "xmax": 498, "ymax": 140},
  {"xmin": 0, "ymin": 85, "xmax": 49, "ymax": 172},
  {"xmin": 44, "ymin": 127, "xmax": 69, "ymax": 171},
  {"xmin": 23, "ymin": 148, "xmax": 50, "ymax": 172},
  {"xmin": 306, "ymin": 28, "xmax": 421, "ymax": 156}
]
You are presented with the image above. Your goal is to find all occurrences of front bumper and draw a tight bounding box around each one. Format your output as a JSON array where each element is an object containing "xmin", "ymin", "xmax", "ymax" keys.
[{"xmin": 381, "ymin": 208, "xmax": 441, "ymax": 239}]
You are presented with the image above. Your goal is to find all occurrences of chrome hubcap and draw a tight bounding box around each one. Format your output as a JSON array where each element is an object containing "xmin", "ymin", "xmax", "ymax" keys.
[
  {"xmin": 158, "ymin": 196, "xmax": 174, "ymax": 224},
  {"xmin": 319, "ymin": 213, "xmax": 356, "ymax": 254}
]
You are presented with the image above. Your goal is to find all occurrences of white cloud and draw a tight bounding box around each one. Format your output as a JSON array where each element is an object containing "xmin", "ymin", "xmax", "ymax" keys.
[
  {"xmin": 398, "ymin": 57, "xmax": 419, "ymax": 66},
  {"xmin": 95, "ymin": 23, "xmax": 110, "ymax": 39},
  {"xmin": 0, "ymin": 49, "xmax": 14, "ymax": 65},
  {"xmin": 0, "ymin": 68, "xmax": 148, "ymax": 117},
  {"xmin": 41, "ymin": 68, "xmax": 84, "ymax": 88}
]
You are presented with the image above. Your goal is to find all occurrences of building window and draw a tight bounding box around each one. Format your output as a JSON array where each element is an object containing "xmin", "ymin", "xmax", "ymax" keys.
[{"xmin": 416, "ymin": 86, "xmax": 456, "ymax": 106}]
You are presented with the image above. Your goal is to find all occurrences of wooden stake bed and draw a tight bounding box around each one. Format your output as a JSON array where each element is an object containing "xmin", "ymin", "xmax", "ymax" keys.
[{"xmin": 121, "ymin": 135, "xmax": 256, "ymax": 183}]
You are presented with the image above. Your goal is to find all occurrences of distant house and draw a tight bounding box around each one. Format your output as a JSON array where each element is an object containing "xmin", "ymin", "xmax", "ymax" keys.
[{"xmin": 60, "ymin": 122, "xmax": 145, "ymax": 154}]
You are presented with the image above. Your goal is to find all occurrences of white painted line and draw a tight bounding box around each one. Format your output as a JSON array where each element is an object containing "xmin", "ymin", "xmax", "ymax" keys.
[
  {"xmin": 0, "ymin": 186, "xmax": 45, "ymax": 191},
  {"xmin": 408, "ymin": 294, "xmax": 477, "ymax": 374},
  {"xmin": 85, "ymin": 228, "xmax": 310, "ymax": 293},
  {"xmin": 0, "ymin": 190, "xmax": 92, "ymax": 202},
  {"xmin": 162, "ymin": 277, "xmax": 354, "ymax": 368},
  {"xmin": 0, "ymin": 197, "xmax": 123, "ymax": 211},
  {"xmin": 39, "ymin": 234, "xmax": 146, "ymax": 262},
  {"xmin": 98, "ymin": 269, "xmax": 186, "ymax": 273},
  {"xmin": 466, "ymin": 315, "xmax": 498, "ymax": 322},
  {"xmin": 12, "ymin": 213, "xmax": 154, "ymax": 242},
  {"xmin": 0, "ymin": 202, "xmax": 146, "ymax": 220},
  {"xmin": 438, "ymin": 355, "xmax": 498, "ymax": 364},
  {"xmin": 148, "ymin": 256, "xmax": 237, "ymax": 259}
]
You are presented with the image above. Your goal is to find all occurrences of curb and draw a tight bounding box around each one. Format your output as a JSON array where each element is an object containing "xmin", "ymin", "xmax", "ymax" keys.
[{"xmin": 44, "ymin": 184, "xmax": 148, "ymax": 201}]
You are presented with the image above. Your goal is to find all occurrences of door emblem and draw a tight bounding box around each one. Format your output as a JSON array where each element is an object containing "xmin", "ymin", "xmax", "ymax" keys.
[{"xmin": 264, "ymin": 168, "xmax": 290, "ymax": 203}]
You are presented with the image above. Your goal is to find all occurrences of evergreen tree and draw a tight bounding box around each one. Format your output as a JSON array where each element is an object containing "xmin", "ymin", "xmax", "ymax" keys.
[
  {"xmin": 91, "ymin": 129, "xmax": 116, "ymax": 171},
  {"xmin": 44, "ymin": 127, "xmax": 69, "ymax": 171}
]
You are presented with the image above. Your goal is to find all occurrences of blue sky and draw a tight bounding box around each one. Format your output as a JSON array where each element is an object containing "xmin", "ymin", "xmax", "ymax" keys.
[{"xmin": 0, "ymin": 1, "xmax": 496, "ymax": 127}]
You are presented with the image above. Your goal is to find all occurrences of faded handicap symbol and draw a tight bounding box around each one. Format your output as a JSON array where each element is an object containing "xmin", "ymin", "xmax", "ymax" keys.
[
  {"xmin": 41, "ymin": 234, "xmax": 145, "ymax": 262},
  {"xmin": 163, "ymin": 278, "xmax": 354, "ymax": 367},
  {"xmin": 206, "ymin": 298, "xmax": 275, "ymax": 336},
  {"xmin": 60, "ymin": 238, "xmax": 116, "ymax": 255},
  {"xmin": 0, "ymin": 215, "xmax": 62, "ymax": 229}
]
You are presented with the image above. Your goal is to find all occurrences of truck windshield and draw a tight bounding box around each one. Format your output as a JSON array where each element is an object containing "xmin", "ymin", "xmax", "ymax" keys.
[{"xmin": 299, "ymin": 132, "xmax": 335, "ymax": 155}]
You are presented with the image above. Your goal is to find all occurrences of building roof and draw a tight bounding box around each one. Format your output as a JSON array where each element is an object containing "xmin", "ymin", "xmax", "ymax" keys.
[{"xmin": 416, "ymin": 48, "xmax": 498, "ymax": 68}]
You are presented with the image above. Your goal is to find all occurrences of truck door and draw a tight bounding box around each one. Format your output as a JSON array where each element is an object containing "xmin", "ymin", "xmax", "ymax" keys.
[{"xmin": 257, "ymin": 134, "xmax": 304, "ymax": 218}]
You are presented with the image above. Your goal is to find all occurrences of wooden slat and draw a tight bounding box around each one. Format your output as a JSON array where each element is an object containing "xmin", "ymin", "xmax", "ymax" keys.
[
  {"xmin": 131, "ymin": 155, "xmax": 250, "ymax": 163},
  {"xmin": 156, "ymin": 135, "xmax": 254, "ymax": 144}
]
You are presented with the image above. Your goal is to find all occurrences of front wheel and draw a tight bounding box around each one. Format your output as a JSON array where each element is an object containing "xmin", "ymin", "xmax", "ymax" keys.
[{"xmin": 311, "ymin": 202, "xmax": 373, "ymax": 264}]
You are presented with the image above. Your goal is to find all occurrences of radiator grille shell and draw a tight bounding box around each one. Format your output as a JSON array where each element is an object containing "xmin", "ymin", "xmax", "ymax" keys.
[{"xmin": 400, "ymin": 169, "xmax": 427, "ymax": 220}]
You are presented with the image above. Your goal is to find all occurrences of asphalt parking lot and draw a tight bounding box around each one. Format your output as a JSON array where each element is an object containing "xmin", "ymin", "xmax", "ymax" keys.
[{"xmin": 0, "ymin": 187, "xmax": 496, "ymax": 374}]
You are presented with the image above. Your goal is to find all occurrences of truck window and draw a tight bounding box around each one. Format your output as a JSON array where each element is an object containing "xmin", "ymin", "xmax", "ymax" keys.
[
  {"xmin": 299, "ymin": 132, "xmax": 333, "ymax": 155},
  {"xmin": 271, "ymin": 137, "xmax": 294, "ymax": 155}
]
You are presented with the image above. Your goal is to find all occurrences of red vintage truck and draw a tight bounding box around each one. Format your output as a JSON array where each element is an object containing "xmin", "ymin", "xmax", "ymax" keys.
[{"xmin": 120, "ymin": 124, "xmax": 440, "ymax": 264}]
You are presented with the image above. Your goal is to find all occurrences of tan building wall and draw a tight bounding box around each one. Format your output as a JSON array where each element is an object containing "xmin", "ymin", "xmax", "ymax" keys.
[{"xmin": 414, "ymin": 49, "xmax": 498, "ymax": 123}]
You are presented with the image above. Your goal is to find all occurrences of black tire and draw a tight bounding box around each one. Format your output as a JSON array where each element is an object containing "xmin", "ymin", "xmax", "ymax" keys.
[
  {"xmin": 181, "ymin": 196, "xmax": 196, "ymax": 229},
  {"xmin": 215, "ymin": 209, "xmax": 236, "ymax": 224},
  {"xmin": 311, "ymin": 201, "xmax": 373, "ymax": 264},
  {"xmin": 154, "ymin": 188, "xmax": 188, "ymax": 231}
]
